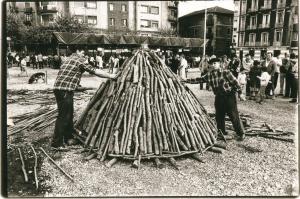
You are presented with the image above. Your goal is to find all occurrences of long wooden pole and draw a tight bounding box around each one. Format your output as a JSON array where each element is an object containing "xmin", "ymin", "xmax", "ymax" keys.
[{"xmin": 203, "ymin": 8, "xmax": 207, "ymax": 57}]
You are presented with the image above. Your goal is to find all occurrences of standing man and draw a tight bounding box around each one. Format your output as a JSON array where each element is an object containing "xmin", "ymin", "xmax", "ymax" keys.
[
  {"xmin": 284, "ymin": 53, "xmax": 293, "ymax": 97},
  {"xmin": 184, "ymin": 58, "xmax": 246, "ymax": 141},
  {"xmin": 178, "ymin": 54, "xmax": 188, "ymax": 80},
  {"xmin": 37, "ymin": 53, "xmax": 43, "ymax": 69},
  {"xmin": 199, "ymin": 55, "xmax": 210, "ymax": 90},
  {"xmin": 242, "ymin": 54, "xmax": 254, "ymax": 96},
  {"xmin": 261, "ymin": 52, "xmax": 277, "ymax": 98},
  {"xmin": 289, "ymin": 53, "xmax": 298, "ymax": 103},
  {"xmin": 51, "ymin": 49, "xmax": 117, "ymax": 148}
]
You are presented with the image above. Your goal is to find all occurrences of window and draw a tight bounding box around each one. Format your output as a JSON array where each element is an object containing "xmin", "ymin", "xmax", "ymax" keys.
[
  {"xmin": 261, "ymin": 32, "xmax": 269, "ymax": 44},
  {"xmin": 251, "ymin": 0, "xmax": 258, "ymax": 10},
  {"xmin": 293, "ymin": 15, "xmax": 298, "ymax": 23},
  {"xmin": 262, "ymin": 14, "xmax": 270, "ymax": 27},
  {"xmin": 141, "ymin": 5, "xmax": 149, "ymax": 13},
  {"xmin": 74, "ymin": 1, "xmax": 84, "ymax": 7},
  {"xmin": 249, "ymin": 33, "xmax": 256, "ymax": 45},
  {"xmin": 75, "ymin": 15, "xmax": 84, "ymax": 23},
  {"xmin": 250, "ymin": 16, "xmax": 256, "ymax": 28},
  {"xmin": 25, "ymin": 14, "xmax": 32, "ymax": 21},
  {"xmin": 140, "ymin": 19, "xmax": 150, "ymax": 28},
  {"xmin": 109, "ymin": 3, "xmax": 114, "ymax": 11},
  {"xmin": 275, "ymin": 30, "xmax": 282, "ymax": 42},
  {"xmin": 277, "ymin": 11, "xmax": 284, "ymax": 24},
  {"xmin": 227, "ymin": 28, "xmax": 231, "ymax": 35},
  {"xmin": 152, "ymin": 21, "xmax": 159, "ymax": 28},
  {"xmin": 86, "ymin": 1, "xmax": 97, "ymax": 8},
  {"xmin": 239, "ymin": 33, "xmax": 245, "ymax": 46},
  {"xmin": 150, "ymin": 6, "xmax": 159, "ymax": 14},
  {"xmin": 87, "ymin": 16, "xmax": 97, "ymax": 25},
  {"xmin": 121, "ymin": 4, "xmax": 127, "ymax": 12},
  {"xmin": 240, "ymin": 16, "xmax": 245, "ymax": 29},
  {"xmin": 122, "ymin": 19, "xmax": 128, "ymax": 27},
  {"xmin": 171, "ymin": 9, "xmax": 176, "ymax": 17},
  {"xmin": 292, "ymin": 32, "xmax": 298, "ymax": 41},
  {"xmin": 263, "ymin": 0, "xmax": 272, "ymax": 8},
  {"xmin": 241, "ymin": 0, "xmax": 247, "ymax": 13},
  {"xmin": 233, "ymin": 28, "xmax": 237, "ymax": 31},
  {"xmin": 109, "ymin": 18, "xmax": 115, "ymax": 26},
  {"xmin": 25, "ymin": 2, "xmax": 30, "ymax": 8}
]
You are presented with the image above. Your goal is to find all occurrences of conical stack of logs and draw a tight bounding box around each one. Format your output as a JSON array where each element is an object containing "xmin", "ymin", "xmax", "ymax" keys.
[{"xmin": 75, "ymin": 49, "xmax": 219, "ymax": 168}]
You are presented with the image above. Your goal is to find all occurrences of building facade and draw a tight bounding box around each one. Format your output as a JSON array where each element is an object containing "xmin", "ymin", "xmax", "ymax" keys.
[
  {"xmin": 178, "ymin": 6, "xmax": 234, "ymax": 56},
  {"xmin": 233, "ymin": 0, "xmax": 241, "ymax": 47},
  {"xmin": 235, "ymin": 0, "xmax": 298, "ymax": 60},
  {"xmin": 8, "ymin": 1, "xmax": 178, "ymax": 37}
]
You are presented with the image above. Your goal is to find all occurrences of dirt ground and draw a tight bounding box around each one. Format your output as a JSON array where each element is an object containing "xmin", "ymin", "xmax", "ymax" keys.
[{"xmin": 6, "ymin": 66, "xmax": 298, "ymax": 197}]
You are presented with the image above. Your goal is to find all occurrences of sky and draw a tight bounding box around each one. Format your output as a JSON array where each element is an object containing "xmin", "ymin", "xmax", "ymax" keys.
[{"xmin": 178, "ymin": 0, "xmax": 234, "ymax": 17}]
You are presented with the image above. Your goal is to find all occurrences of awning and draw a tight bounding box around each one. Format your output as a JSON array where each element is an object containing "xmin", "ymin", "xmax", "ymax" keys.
[{"xmin": 53, "ymin": 32, "xmax": 206, "ymax": 48}]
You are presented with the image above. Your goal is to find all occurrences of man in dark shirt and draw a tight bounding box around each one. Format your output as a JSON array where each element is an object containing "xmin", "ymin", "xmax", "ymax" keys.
[
  {"xmin": 184, "ymin": 58, "xmax": 246, "ymax": 141},
  {"xmin": 52, "ymin": 49, "xmax": 117, "ymax": 148}
]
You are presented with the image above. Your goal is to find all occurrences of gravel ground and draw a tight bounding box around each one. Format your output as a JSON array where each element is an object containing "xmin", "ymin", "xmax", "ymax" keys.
[{"xmin": 7, "ymin": 66, "xmax": 299, "ymax": 197}]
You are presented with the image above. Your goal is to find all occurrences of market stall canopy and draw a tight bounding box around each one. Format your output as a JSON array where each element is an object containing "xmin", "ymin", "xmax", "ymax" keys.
[{"xmin": 53, "ymin": 32, "xmax": 206, "ymax": 48}]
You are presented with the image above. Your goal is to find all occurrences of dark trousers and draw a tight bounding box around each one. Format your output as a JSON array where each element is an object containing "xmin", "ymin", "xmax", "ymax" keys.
[
  {"xmin": 285, "ymin": 73, "xmax": 293, "ymax": 97},
  {"xmin": 38, "ymin": 61, "xmax": 43, "ymax": 69},
  {"xmin": 273, "ymin": 72, "xmax": 279, "ymax": 90},
  {"xmin": 266, "ymin": 75, "xmax": 276, "ymax": 96},
  {"xmin": 291, "ymin": 77, "xmax": 298, "ymax": 100},
  {"xmin": 52, "ymin": 90, "xmax": 74, "ymax": 147},
  {"xmin": 214, "ymin": 92, "xmax": 245, "ymax": 136}
]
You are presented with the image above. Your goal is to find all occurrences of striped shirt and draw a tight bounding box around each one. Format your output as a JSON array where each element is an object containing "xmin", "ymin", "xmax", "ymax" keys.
[
  {"xmin": 53, "ymin": 53, "xmax": 95, "ymax": 91},
  {"xmin": 186, "ymin": 69, "xmax": 242, "ymax": 95}
]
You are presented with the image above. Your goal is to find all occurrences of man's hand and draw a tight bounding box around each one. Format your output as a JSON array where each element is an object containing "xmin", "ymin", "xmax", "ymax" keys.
[{"xmin": 239, "ymin": 93, "xmax": 246, "ymax": 101}]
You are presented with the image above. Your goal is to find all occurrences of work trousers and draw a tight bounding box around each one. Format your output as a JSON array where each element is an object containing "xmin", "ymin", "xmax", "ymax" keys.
[
  {"xmin": 52, "ymin": 89, "xmax": 74, "ymax": 147},
  {"xmin": 291, "ymin": 77, "xmax": 298, "ymax": 100},
  {"xmin": 273, "ymin": 72, "xmax": 279, "ymax": 91},
  {"xmin": 285, "ymin": 73, "xmax": 293, "ymax": 97},
  {"xmin": 266, "ymin": 75, "xmax": 276, "ymax": 96},
  {"xmin": 214, "ymin": 92, "xmax": 245, "ymax": 136},
  {"xmin": 279, "ymin": 73, "xmax": 286, "ymax": 95}
]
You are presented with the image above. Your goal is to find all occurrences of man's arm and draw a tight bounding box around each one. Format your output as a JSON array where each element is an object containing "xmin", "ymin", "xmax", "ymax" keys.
[
  {"xmin": 184, "ymin": 73, "xmax": 208, "ymax": 84},
  {"xmin": 81, "ymin": 60, "xmax": 117, "ymax": 79}
]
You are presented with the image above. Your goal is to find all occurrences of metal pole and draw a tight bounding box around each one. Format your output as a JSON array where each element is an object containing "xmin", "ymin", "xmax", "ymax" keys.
[{"xmin": 203, "ymin": 8, "xmax": 207, "ymax": 57}]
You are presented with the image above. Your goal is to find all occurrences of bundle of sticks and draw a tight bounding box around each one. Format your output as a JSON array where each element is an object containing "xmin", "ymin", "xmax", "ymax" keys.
[
  {"xmin": 8, "ymin": 106, "xmax": 58, "ymax": 136},
  {"xmin": 209, "ymin": 113, "xmax": 294, "ymax": 143},
  {"xmin": 75, "ymin": 49, "xmax": 219, "ymax": 166}
]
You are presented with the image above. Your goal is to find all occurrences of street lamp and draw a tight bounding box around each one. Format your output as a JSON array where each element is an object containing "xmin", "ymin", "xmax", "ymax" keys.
[{"xmin": 7, "ymin": 37, "xmax": 11, "ymax": 52}]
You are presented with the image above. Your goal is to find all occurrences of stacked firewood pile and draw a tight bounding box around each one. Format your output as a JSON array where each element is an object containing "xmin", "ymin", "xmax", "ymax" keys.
[{"xmin": 74, "ymin": 50, "xmax": 219, "ymax": 167}]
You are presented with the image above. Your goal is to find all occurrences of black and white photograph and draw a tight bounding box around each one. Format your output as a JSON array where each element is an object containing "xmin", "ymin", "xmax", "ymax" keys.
[{"xmin": 4, "ymin": 0, "xmax": 299, "ymax": 197}]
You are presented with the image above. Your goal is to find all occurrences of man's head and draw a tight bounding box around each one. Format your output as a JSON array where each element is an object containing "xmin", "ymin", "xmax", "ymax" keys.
[
  {"xmin": 208, "ymin": 58, "xmax": 221, "ymax": 70},
  {"xmin": 76, "ymin": 49, "xmax": 85, "ymax": 57},
  {"xmin": 245, "ymin": 53, "xmax": 251, "ymax": 60},
  {"xmin": 266, "ymin": 52, "xmax": 273, "ymax": 60},
  {"xmin": 285, "ymin": 52, "xmax": 290, "ymax": 59}
]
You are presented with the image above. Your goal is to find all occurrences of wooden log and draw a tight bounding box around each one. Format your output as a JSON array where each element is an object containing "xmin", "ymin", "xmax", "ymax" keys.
[
  {"xmin": 105, "ymin": 158, "xmax": 118, "ymax": 168},
  {"xmin": 17, "ymin": 148, "xmax": 28, "ymax": 182},
  {"xmin": 30, "ymin": 146, "xmax": 39, "ymax": 189},
  {"xmin": 168, "ymin": 158, "xmax": 180, "ymax": 170},
  {"xmin": 154, "ymin": 158, "xmax": 165, "ymax": 169}
]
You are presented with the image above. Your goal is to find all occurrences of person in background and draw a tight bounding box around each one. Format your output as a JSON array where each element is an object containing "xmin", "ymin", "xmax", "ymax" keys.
[
  {"xmin": 261, "ymin": 52, "xmax": 277, "ymax": 99},
  {"xmin": 228, "ymin": 54, "xmax": 241, "ymax": 78},
  {"xmin": 184, "ymin": 58, "xmax": 246, "ymax": 141},
  {"xmin": 242, "ymin": 54, "xmax": 254, "ymax": 96},
  {"xmin": 178, "ymin": 54, "xmax": 188, "ymax": 80},
  {"xmin": 272, "ymin": 53, "xmax": 282, "ymax": 95},
  {"xmin": 220, "ymin": 55, "xmax": 230, "ymax": 70},
  {"xmin": 199, "ymin": 55, "xmax": 210, "ymax": 90},
  {"xmin": 289, "ymin": 53, "xmax": 298, "ymax": 103},
  {"xmin": 118, "ymin": 54, "xmax": 124, "ymax": 68},
  {"xmin": 42, "ymin": 55, "xmax": 48, "ymax": 68},
  {"xmin": 170, "ymin": 54, "xmax": 180, "ymax": 74},
  {"xmin": 89, "ymin": 54, "xmax": 95, "ymax": 68},
  {"xmin": 256, "ymin": 66, "xmax": 271, "ymax": 104},
  {"xmin": 282, "ymin": 53, "xmax": 292, "ymax": 98},
  {"xmin": 51, "ymin": 49, "xmax": 117, "ymax": 149},
  {"xmin": 108, "ymin": 54, "xmax": 115, "ymax": 73},
  {"xmin": 15, "ymin": 54, "xmax": 20, "ymax": 68},
  {"xmin": 7, "ymin": 53, "xmax": 13, "ymax": 68},
  {"xmin": 96, "ymin": 52, "xmax": 103, "ymax": 69},
  {"xmin": 248, "ymin": 60, "xmax": 261, "ymax": 100},
  {"xmin": 113, "ymin": 55, "xmax": 120, "ymax": 73},
  {"xmin": 31, "ymin": 54, "xmax": 38, "ymax": 69},
  {"xmin": 25, "ymin": 54, "xmax": 30, "ymax": 67},
  {"xmin": 37, "ymin": 53, "xmax": 43, "ymax": 69},
  {"xmin": 237, "ymin": 69, "xmax": 247, "ymax": 99},
  {"xmin": 19, "ymin": 56, "xmax": 28, "ymax": 76}
]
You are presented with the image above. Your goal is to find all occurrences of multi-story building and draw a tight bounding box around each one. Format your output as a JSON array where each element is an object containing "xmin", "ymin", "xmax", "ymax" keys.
[
  {"xmin": 236, "ymin": 0, "xmax": 298, "ymax": 59},
  {"xmin": 233, "ymin": 0, "xmax": 241, "ymax": 47},
  {"xmin": 7, "ymin": 1, "xmax": 178, "ymax": 37},
  {"xmin": 178, "ymin": 6, "xmax": 234, "ymax": 56}
]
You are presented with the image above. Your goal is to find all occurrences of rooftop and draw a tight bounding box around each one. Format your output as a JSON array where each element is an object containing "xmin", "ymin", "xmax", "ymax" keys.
[{"xmin": 179, "ymin": 6, "xmax": 234, "ymax": 19}]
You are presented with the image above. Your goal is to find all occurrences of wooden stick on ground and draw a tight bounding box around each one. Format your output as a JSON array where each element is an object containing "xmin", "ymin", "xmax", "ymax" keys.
[
  {"xmin": 30, "ymin": 145, "xmax": 39, "ymax": 189},
  {"xmin": 17, "ymin": 148, "xmax": 28, "ymax": 182},
  {"xmin": 39, "ymin": 147, "xmax": 74, "ymax": 182}
]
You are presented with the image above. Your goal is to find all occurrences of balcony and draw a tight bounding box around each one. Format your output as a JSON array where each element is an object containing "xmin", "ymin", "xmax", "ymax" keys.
[
  {"xmin": 244, "ymin": 41, "xmax": 270, "ymax": 47},
  {"xmin": 277, "ymin": 2, "xmax": 286, "ymax": 8},
  {"xmin": 275, "ymin": 22, "xmax": 284, "ymax": 28},
  {"xmin": 168, "ymin": 1, "xmax": 177, "ymax": 8},
  {"xmin": 24, "ymin": 7, "xmax": 33, "ymax": 13},
  {"xmin": 258, "ymin": 24, "xmax": 270, "ymax": 28},
  {"xmin": 240, "ymin": 25, "xmax": 246, "ymax": 31},
  {"xmin": 168, "ymin": 15, "xmax": 177, "ymax": 22},
  {"xmin": 248, "ymin": 7, "xmax": 258, "ymax": 13},
  {"xmin": 273, "ymin": 41, "xmax": 282, "ymax": 47},
  {"xmin": 38, "ymin": 5, "xmax": 58, "ymax": 14},
  {"xmin": 247, "ymin": 25, "xmax": 257, "ymax": 30},
  {"xmin": 260, "ymin": 4, "xmax": 272, "ymax": 10}
]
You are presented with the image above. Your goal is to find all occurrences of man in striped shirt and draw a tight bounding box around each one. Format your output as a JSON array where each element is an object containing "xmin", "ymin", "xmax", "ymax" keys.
[
  {"xmin": 52, "ymin": 49, "xmax": 116, "ymax": 148},
  {"xmin": 184, "ymin": 58, "xmax": 246, "ymax": 141}
]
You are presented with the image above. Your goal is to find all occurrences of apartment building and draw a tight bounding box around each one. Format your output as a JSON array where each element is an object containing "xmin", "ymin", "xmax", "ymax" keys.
[
  {"xmin": 232, "ymin": 0, "xmax": 240, "ymax": 47},
  {"xmin": 236, "ymin": 0, "xmax": 298, "ymax": 59},
  {"xmin": 178, "ymin": 6, "xmax": 234, "ymax": 56},
  {"xmin": 8, "ymin": 1, "xmax": 178, "ymax": 37}
]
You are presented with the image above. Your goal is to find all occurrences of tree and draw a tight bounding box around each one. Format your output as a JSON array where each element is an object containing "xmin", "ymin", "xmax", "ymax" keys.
[
  {"xmin": 158, "ymin": 27, "xmax": 178, "ymax": 37},
  {"xmin": 50, "ymin": 15, "xmax": 93, "ymax": 33}
]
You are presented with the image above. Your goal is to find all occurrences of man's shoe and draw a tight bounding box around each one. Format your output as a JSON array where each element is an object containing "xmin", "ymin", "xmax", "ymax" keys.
[{"xmin": 237, "ymin": 134, "xmax": 245, "ymax": 141}]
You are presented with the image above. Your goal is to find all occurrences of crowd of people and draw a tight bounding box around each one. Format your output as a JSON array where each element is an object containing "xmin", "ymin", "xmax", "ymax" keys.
[{"xmin": 160, "ymin": 51, "xmax": 298, "ymax": 104}]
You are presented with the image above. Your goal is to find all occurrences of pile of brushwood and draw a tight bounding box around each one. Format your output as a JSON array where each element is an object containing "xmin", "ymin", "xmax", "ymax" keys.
[{"xmin": 74, "ymin": 49, "xmax": 221, "ymax": 168}]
